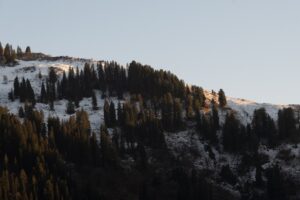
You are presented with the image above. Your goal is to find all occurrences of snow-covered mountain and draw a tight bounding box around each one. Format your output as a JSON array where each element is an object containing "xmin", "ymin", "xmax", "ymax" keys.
[
  {"xmin": 0, "ymin": 58, "xmax": 122, "ymax": 134},
  {"xmin": 0, "ymin": 58, "xmax": 287, "ymax": 131},
  {"xmin": 1, "ymin": 57, "xmax": 299, "ymax": 199}
]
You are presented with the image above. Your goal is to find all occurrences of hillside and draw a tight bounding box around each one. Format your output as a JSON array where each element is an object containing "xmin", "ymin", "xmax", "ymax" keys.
[
  {"xmin": 0, "ymin": 58, "xmax": 285, "ymax": 129},
  {"xmin": 0, "ymin": 49, "xmax": 299, "ymax": 200}
]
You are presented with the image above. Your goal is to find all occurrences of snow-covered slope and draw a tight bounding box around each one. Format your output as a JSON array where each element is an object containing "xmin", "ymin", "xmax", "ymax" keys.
[
  {"xmin": 0, "ymin": 59, "xmax": 118, "ymax": 133},
  {"xmin": 227, "ymin": 97, "xmax": 286, "ymax": 125},
  {"xmin": 0, "ymin": 59, "xmax": 290, "ymax": 132},
  {"xmin": 1, "ymin": 58, "xmax": 300, "ymax": 198}
]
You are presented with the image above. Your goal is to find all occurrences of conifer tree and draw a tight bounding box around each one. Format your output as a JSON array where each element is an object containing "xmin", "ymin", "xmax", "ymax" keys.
[
  {"xmin": 8, "ymin": 89, "xmax": 14, "ymax": 101},
  {"xmin": 26, "ymin": 79, "xmax": 36, "ymax": 105},
  {"xmin": 4, "ymin": 44, "xmax": 11, "ymax": 63},
  {"xmin": 278, "ymin": 108, "xmax": 296, "ymax": 140},
  {"xmin": 186, "ymin": 94, "xmax": 194, "ymax": 120},
  {"xmin": 66, "ymin": 101, "xmax": 75, "ymax": 114},
  {"xmin": 117, "ymin": 102, "xmax": 124, "ymax": 126},
  {"xmin": 211, "ymin": 102, "xmax": 220, "ymax": 130},
  {"xmin": 49, "ymin": 100, "xmax": 54, "ymax": 111},
  {"xmin": 223, "ymin": 113, "xmax": 241, "ymax": 152},
  {"xmin": 100, "ymin": 125, "xmax": 118, "ymax": 168},
  {"xmin": 17, "ymin": 46, "xmax": 23, "ymax": 58},
  {"xmin": 109, "ymin": 101, "xmax": 116, "ymax": 127},
  {"xmin": 49, "ymin": 68, "xmax": 57, "ymax": 84},
  {"xmin": 25, "ymin": 46, "xmax": 32, "ymax": 59},
  {"xmin": 252, "ymin": 108, "xmax": 277, "ymax": 146},
  {"xmin": 104, "ymin": 99, "xmax": 110, "ymax": 126},
  {"xmin": 91, "ymin": 91, "xmax": 98, "ymax": 110},
  {"xmin": 0, "ymin": 42, "xmax": 3, "ymax": 62},
  {"xmin": 161, "ymin": 93, "xmax": 174, "ymax": 131},
  {"xmin": 40, "ymin": 82, "xmax": 47, "ymax": 103},
  {"xmin": 174, "ymin": 99, "xmax": 183, "ymax": 130},
  {"xmin": 14, "ymin": 77, "xmax": 20, "ymax": 97},
  {"xmin": 218, "ymin": 89, "xmax": 227, "ymax": 108}
]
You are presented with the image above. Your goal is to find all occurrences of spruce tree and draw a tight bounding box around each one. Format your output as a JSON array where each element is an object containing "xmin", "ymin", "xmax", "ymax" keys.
[
  {"xmin": 8, "ymin": 89, "xmax": 14, "ymax": 101},
  {"xmin": 14, "ymin": 77, "xmax": 20, "ymax": 97},
  {"xmin": 223, "ymin": 113, "xmax": 241, "ymax": 153},
  {"xmin": 117, "ymin": 102, "xmax": 124, "ymax": 126},
  {"xmin": 104, "ymin": 99, "xmax": 110, "ymax": 127},
  {"xmin": 218, "ymin": 89, "xmax": 227, "ymax": 108},
  {"xmin": 4, "ymin": 44, "xmax": 11, "ymax": 63},
  {"xmin": 211, "ymin": 103, "xmax": 220, "ymax": 130},
  {"xmin": 0, "ymin": 42, "xmax": 3, "ymax": 62},
  {"xmin": 17, "ymin": 46, "xmax": 23, "ymax": 58},
  {"xmin": 40, "ymin": 82, "xmax": 47, "ymax": 103},
  {"xmin": 100, "ymin": 125, "xmax": 118, "ymax": 168},
  {"xmin": 91, "ymin": 91, "xmax": 98, "ymax": 110},
  {"xmin": 109, "ymin": 101, "xmax": 116, "ymax": 127},
  {"xmin": 49, "ymin": 68, "xmax": 57, "ymax": 84},
  {"xmin": 278, "ymin": 108, "xmax": 296, "ymax": 140},
  {"xmin": 25, "ymin": 46, "xmax": 32, "ymax": 59},
  {"xmin": 66, "ymin": 101, "xmax": 75, "ymax": 114}
]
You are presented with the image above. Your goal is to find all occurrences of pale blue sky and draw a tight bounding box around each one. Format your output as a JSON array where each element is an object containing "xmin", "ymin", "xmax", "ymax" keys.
[{"xmin": 1, "ymin": 0, "xmax": 300, "ymax": 104}]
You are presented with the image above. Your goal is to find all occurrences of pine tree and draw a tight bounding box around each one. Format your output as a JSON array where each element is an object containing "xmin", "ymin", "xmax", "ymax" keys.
[
  {"xmin": 174, "ymin": 99, "xmax": 183, "ymax": 130},
  {"xmin": 100, "ymin": 125, "xmax": 118, "ymax": 168},
  {"xmin": 40, "ymin": 82, "xmax": 47, "ymax": 103},
  {"xmin": 14, "ymin": 77, "xmax": 20, "ymax": 97},
  {"xmin": 218, "ymin": 89, "xmax": 227, "ymax": 108},
  {"xmin": 66, "ymin": 101, "xmax": 75, "ymax": 114},
  {"xmin": 104, "ymin": 99, "xmax": 110, "ymax": 127},
  {"xmin": 91, "ymin": 91, "xmax": 98, "ymax": 110},
  {"xmin": 49, "ymin": 68, "xmax": 57, "ymax": 84},
  {"xmin": 223, "ymin": 113, "xmax": 241, "ymax": 153},
  {"xmin": 11, "ymin": 49, "xmax": 16, "ymax": 62},
  {"xmin": 8, "ymin": 89, "xmax": 14, "ymax": 101},
  {"xmin": 4, "ymin": 44, "xmax": 11, "ymax": 63},
  {"xmin": 252, "ymin": 108, "xmax": 277, "ymax": 146},
  {"xmin": 211, "ymin": 103, "xmax": 220, "ymax": 130},
  {"xmin": 186, "ymin": 94, "xmax": 194, "ymax": 120},
  {"xmin": 49, "ymin": 100, "xmax": 54, "ymax": 111},
  {"xmin": 0, "ymin": 42, "xmax": 4, "ymax": 62},
  {"xmin": 278, "ymin": 108, "xmax": 296, "ymax": 140},
  {"xmin": 109, "ymin": 101, "xmax": 116, "ymax": 127},
  {"xmin": 17, "ymin": 46, "xmax": 23, "ymax": 58},
  {"xmin": 38, "ymin": 70, "xmax": 42, "ymax": 79},
  {"xmin": 25, "ymin": 46, "xmax": 32, "ymax": 59},
  {"xmin": 117, "ymin": 102, "xmax": 124, "ymax": 126},
  {"xmin": 26, "ymin": 79, "xmax": 36, "ymax": 105},
  {"xmin": 161, "ymin": 93, "xmax": 174, "ymax": 131}
]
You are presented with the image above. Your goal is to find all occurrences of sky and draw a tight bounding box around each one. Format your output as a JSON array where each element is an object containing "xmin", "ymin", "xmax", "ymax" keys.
[{"xmin": 0, "ymin": 0, "xmax": 300, "ymax": 104}]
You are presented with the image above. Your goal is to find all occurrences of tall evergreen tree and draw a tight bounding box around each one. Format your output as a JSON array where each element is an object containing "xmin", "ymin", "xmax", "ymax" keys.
[
  {"xmin": 223, "ymin": 113, "xmax": 241, "ymax": 152},
  {"xmin": 91, "ymin": 91, "xmax": 98, "ymax": 110},
  {"xmin": 278, "ymin": 108, "xmax": 296, "ymax": 140},
  {"xmin": 66, "ymin": 101, "xmax": 75, "ymax": 114},
  {"xmin": 13, "ymin": 77, "xmax": 20, "ymax": 97},
  {"xmin": 218, "ymin": 89, "xmax": 227, "ymax": 108},
  {"xmin": 0, "ymin": 42, "xmax": 4, "ymax": 62},
  {"xmin": 109, "ymin": 101, "xmax": 116, "ymax": 127},
  {"xmin": 4, "ymin": 44, "xmax": 11, "ymax": 63},
  {"xmin": 211, "ymin": 102, "xmax": 220, "ymax": 130},
  {"xmin": 17, "ymin": 46, "xmax": 23, "ymax": 58},
  {"xmin": 25, "ymin": 46, "xmax": 31, "ymax": 59},
  {"xmin": 252, "ymin": 108, "xmax": 277, "ymax": 145},
  {"xmin": 40, "ymin": 82, "xmax": 47, "ymax": 103},
  {"xmin": 104, "ymin": 99, "xmax": 110, "ymax": 126}
]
